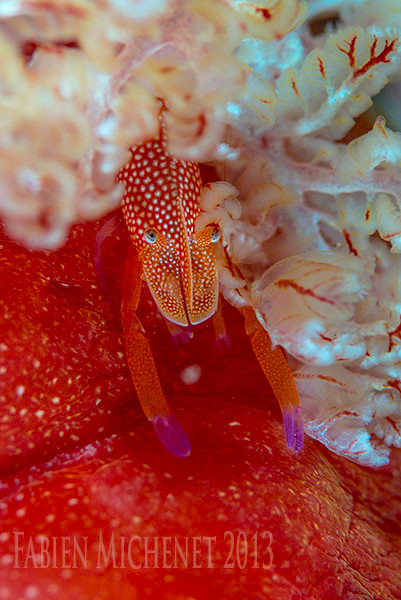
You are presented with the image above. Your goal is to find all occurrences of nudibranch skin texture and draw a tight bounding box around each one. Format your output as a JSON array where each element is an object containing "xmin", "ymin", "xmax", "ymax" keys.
[{"xmin": 117, "ymin": 128, "xmax": 219, "ymax": 327}]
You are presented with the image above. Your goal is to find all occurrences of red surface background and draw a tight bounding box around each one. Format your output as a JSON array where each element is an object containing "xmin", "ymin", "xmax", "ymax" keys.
[{"xmin": 0, "ymin": 214, "xmax": 400, "ymax": 599}]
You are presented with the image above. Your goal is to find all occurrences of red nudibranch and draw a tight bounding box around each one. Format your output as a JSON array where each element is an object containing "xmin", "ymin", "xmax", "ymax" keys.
[{"xmin": 113, "ymin": 110, "xmax": 304, "ymax": 457}]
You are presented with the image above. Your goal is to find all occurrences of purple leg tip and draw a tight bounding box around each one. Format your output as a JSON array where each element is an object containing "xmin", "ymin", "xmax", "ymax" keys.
[
  {"xmin": 171, "ymin": 328, "xmax": 193, "ymax": 345},
  {"xmin": 282, "ymin": 407, "xmax": 304, "ymax": 453},
  {"xmin": 153, "ymin": 414, "xmax": 191, "ymax": 458},
  {"xmin": 216, "ymin": 333, "xmax": 230, "ymax": 351}
]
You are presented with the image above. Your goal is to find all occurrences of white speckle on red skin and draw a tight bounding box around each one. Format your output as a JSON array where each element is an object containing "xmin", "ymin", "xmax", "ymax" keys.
[
  {"xmin": 24, "ymin": 585, "xmax": 39, "ymax": 599},
  {"xmin": 61, "ymin": 570, "xmax": 73, "ymax": 580},
  {"xmin": 180, "ymin": 364, "xmax": 201, "ymax": 385},
  {"xmin": 47, "ymin": 584, "xmax": 59, "ymax": 596}
]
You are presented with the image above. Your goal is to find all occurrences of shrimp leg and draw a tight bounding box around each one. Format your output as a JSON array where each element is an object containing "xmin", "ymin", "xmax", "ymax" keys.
[
  {"xmin": 121, "ymin": 243, "xmax": 191, "ymax": 457},
  {"xmin": 243, "ymin": 306, "xmax": 304, "ymax": 452}
]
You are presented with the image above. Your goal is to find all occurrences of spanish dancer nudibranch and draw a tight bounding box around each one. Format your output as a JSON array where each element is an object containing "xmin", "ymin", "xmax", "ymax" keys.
[
  {"xmin": 110, "ymin": 104, "xmax": 304, "ymax": 457},
  {"xmin": 3, "ymin": 0, "xmax": 401, "ymax": 470},
  {"xmin": 3, "ymin": 0, "xmax": 401, "ymax": 598}
]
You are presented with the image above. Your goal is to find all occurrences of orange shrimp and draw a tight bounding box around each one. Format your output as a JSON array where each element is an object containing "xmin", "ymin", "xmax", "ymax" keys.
[{"xmin": 101, "ymin": 106, "xmax": 304, "ymax": 456}]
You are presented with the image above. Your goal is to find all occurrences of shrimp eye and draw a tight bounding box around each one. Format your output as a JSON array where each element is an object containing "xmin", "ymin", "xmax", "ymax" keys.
[
  {"xmin": 211, "ymin": 226, "xmax": 220, "ymax": 243},
  {"xmin": 144, "ymin": 228, "xmax": 158, "ymax": 244}
]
